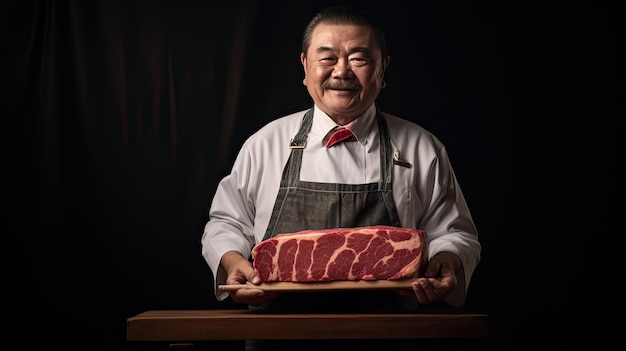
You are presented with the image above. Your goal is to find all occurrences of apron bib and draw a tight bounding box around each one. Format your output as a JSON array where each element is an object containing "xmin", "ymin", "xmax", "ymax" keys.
[{"xmin": 264, "ymin": 108, "xmax": 400, "ymax": 239}]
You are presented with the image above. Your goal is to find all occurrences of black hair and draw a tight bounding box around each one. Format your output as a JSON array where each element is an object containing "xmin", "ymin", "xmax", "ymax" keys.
[{"xmin": 302, "ymin": 5, "xmax": 388, "ymax": 59}]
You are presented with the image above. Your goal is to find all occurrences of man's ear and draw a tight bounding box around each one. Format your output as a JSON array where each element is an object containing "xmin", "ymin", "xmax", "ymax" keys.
[
  {"xmin": 381, "ymin": 55, "xmax": 390, "ymax": 78},
  {"xmin": 300, "ymin": 52, "xmax": 308, "ymax": 86}
]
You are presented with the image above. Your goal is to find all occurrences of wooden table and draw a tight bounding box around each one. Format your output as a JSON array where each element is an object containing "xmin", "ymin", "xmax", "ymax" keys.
[{"xmin": 127, "ymin": 309, "xmax": 488, "ymax": 349}]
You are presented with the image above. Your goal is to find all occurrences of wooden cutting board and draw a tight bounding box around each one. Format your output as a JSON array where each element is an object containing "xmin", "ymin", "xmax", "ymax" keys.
[{"xmin": 218, "ymin": 278, "xmax": 416, "ymax": 292}]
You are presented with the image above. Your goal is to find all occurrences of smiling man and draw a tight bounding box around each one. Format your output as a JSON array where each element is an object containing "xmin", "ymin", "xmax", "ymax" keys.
[{"xmin": 201, "ymin": 5, "xmax": 481, "ymax": 350}]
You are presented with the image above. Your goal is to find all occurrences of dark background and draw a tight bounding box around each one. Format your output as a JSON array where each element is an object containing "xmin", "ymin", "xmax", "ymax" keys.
[{"xmin": 3, "ymin": 0, "xmax": 622, "ymax": 350}]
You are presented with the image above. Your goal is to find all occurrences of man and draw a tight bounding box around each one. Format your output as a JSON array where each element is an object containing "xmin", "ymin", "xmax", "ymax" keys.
[{"xmin": 202, "ymin": 2, "xmax": 480, "ymax": 334}]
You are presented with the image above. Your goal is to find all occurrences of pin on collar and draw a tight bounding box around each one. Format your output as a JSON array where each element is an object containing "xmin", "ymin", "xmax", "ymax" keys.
[{"xmin": 393, "ymin": 150, "xmax": 412, "ymax": 168}]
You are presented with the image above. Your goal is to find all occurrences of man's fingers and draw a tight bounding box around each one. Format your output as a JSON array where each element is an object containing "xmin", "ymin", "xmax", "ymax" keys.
[
  {"xmin": 230, "ymin": 289, "xmax": 277, "ymax": 306},
  {"xmin": 230, "ymin": 287, "xmax": 264, "ymax": 303},
  {"xmin": 248, "ymin": 271, "xmax": 261, "ymax": 284},
  {"xmin": 412, "ymin": 278, "xmax": 444, "ymax": 304}
]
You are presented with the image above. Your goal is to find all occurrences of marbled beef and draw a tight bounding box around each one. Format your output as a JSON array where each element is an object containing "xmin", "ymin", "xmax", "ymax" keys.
[{"xmin": 252, "ymin": 225, "xmax": 427, "ymax": 282}]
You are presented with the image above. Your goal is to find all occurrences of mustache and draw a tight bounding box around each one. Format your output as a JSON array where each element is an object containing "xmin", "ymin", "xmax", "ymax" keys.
[{"xmin": 322, "ymin": 80, "xmax": 361, "ymax": 90}]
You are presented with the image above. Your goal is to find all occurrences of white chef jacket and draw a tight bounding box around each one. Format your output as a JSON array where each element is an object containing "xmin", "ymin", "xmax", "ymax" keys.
[{"xmin": 201, "ymin": 103, "xmax": 481, "ymax": 307}]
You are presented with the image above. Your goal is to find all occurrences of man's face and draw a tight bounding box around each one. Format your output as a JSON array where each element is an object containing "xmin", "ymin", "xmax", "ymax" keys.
[{"xmin": 301, "ymin": 23, "xmax": 389, "ymax": 123}]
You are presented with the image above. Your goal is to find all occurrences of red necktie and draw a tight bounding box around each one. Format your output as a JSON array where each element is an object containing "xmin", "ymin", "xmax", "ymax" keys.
[{"xmin": 325, "ymin": 127, "xmax": 357, "ymax": 148}]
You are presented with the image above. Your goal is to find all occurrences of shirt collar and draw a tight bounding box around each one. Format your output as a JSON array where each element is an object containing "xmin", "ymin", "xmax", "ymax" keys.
[{"xmin": 311, "ymin": 104, "xmax": 377, "ymax": 146}]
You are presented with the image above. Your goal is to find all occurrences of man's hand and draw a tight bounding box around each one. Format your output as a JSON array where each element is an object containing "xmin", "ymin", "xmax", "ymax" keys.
[
  {"xmin": 396, "ymin": 251, "xmax": 462, "ymax": 304},
  {"xmin": 220, "ymin": 251, "xmax": 278, "ymax": 306}
]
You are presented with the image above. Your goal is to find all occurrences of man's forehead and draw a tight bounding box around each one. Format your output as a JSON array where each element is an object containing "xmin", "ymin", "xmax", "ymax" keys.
[{"xmin": 310, "ymin": 23, "xmax": 376, "ymax": 48}]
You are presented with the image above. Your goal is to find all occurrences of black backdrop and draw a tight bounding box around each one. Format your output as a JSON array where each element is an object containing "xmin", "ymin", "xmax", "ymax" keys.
[{"xmin": 3, "ymin": 0, "xmax": 623, "ymax": 350}]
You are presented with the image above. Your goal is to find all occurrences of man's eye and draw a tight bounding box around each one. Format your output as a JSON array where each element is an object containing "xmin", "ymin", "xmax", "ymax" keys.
[
  {"xmin": 350, "ymin": 57, "xmax": 368, "ymax": 66},
  {"xmin": 319, "ymin": 57, "xmax": 337, "ymax": 65}
]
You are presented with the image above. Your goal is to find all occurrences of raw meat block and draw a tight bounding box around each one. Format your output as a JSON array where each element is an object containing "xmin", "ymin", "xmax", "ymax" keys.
[{"xmin": 252, "ymin": 225, "xmax": 427, "ymax": 283}]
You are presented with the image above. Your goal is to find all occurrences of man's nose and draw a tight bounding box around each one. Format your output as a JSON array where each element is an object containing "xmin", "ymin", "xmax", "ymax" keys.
[{"xmin": 332, "ymin": 58, "xmax": 353, "ymax": 78}]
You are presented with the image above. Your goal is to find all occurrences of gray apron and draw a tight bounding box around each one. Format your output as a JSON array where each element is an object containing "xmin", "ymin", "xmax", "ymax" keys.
[
  {"xmin": 247, "ymin": 109, "xmax": 419, "ymax": 350},
  {"xmin": 253, "ymin": 108, "xmax": 415, "ymax": 312}
]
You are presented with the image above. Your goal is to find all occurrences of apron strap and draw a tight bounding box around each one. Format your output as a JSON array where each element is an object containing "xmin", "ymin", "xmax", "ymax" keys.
[
  {"xmin": 376, "ymin": 113, "xmax": 401, "ymax": 227},
  {"xmin": 377, "ymin": 112, "xmax": 392, "ymax": 190},
  {"xmin": 283, "ymin": 109, "xmax": 313, "ymax": 188}
]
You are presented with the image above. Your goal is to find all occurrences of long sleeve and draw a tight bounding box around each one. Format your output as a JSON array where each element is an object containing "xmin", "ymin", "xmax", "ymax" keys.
[
  {"xmin": 201, "ymin": 151, "xmax": 258, "ymax": 301},
  {"xmin": 201, "ymin": 112, "xmax": 304, "ymax": 301},
  {"xmin": 385, "ymin": 113, "xmax": 481, "ymax": 307}
]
